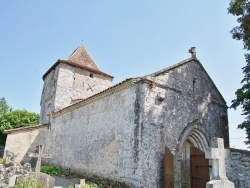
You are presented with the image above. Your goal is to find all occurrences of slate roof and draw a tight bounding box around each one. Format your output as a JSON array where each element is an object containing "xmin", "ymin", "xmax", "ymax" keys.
[{"xmin": 43, "ymin": 45, "xmax": 114, "ymax": 79}]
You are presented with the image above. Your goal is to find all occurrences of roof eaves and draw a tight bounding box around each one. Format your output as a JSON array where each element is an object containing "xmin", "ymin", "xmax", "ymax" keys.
[
  {"xmin": 42, "ymin": 60, "xmax": 114, "ymax": 80},
  {"xmin": 4, "ymin": 123, "xmax": 50, "ymax": 134},
  {"xmin": 51, "ymin": 77, "xmax": 142, "ymax": 117},
  {"xmin": 60, "ymin": 60, "xmax": 114, "ymax": 78}
]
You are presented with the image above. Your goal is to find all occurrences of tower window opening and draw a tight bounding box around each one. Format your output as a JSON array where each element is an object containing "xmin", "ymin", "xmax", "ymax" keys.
[
  {"xmin": 193, "ymin": 78, "xmax": 197, "ymax": 93},
  {"xmin": 90, "ymin": 73, "xmax": 94, "ymax": 78}
]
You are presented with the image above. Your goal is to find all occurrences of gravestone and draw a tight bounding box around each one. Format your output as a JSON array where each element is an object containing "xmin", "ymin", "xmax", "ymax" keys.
[
  {"xmin": 75, "ymin": 179, "xmax": 86, "ymax": 188},
  {"xmin": 28, "ymin": 145, "xmax": 52, "ymax": 172},
  {"xmin": 30, "ymin": 172, "xmax": 55, "ymax": 188},
  {"xmin": 205, "ymin": 138, "xmax": 235, "ymax": 188},
  {"xmin": 28, "ymin": 145, "xmax": 54, "ymax": 188},
  {"xmin": 0, "ymin": 150, "xmax": 32, "ymax": 188}
]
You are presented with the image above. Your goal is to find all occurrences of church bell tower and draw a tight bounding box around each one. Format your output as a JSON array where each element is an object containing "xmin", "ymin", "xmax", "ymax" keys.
[{"xmin": 39, "ymin": 45, "xmax": 114, "ymax": 124}]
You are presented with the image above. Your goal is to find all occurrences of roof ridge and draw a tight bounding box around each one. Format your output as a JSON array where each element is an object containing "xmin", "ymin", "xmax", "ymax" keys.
[{"xmin": 144, "ymin": 57, "xmax": 227, "ymax": 105}]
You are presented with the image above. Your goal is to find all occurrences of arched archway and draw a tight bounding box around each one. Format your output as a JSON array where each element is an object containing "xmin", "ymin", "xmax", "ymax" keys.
[
  {"xmin": 178, "ymin": 122, "xmax": 210, "ymax": 188},
  {"xmin": 177, "ymin": 123, "xmax": 210, "ymax": 153}
]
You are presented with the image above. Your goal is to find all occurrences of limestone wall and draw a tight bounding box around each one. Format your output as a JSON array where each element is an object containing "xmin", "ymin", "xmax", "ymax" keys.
[
  {"xmin": 139, "ymin": 60, "xmax": 229, "ymax": 187},
  {"xmin": 39, "ymin": 68, "xmax": 59, "ymax": 123},
  {"xmin": 226, "ymin": 148, "xmax": 250, "ymax": 188},
  {"xmin": 45, "ymin": 83, "xmax": 146, "ymax": 187},
  {"xmin": 8, "ymin": 60, "xmax": 231, "ymax": 187},
  {"xmin": 4, "ymin": 126, "xmax": 49, "ymax": 163},
  {"xmin": 40, "ymin": 62, "xmax": 113, "ymax": 124},
  {"xmin": 54, "ymin": 63, "xmax": 112, "ymax": 111}
]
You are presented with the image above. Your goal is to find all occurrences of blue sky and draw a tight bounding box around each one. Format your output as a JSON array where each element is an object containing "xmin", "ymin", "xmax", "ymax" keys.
[{"xmin": 0, "ymin": 0, "xmax": 248, "ymax": 149}]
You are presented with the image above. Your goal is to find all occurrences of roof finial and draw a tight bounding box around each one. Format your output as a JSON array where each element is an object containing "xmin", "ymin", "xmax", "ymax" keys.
[{"xmin": 189, "ymin": 47, "xmax": 196, "ymax": 58}]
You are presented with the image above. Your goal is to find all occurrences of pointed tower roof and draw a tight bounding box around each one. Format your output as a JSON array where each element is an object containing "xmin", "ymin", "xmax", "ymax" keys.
[
  {"xmin": 43, "ymin": 45, "xmax": 113, "ymax": 79},
  {"xmin": 67, "ymin": 45, "xmax": 101, "ymax": 71}
]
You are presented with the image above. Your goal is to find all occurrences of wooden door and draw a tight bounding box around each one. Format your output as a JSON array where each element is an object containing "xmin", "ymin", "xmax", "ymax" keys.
[
  {"xmin": 164, "ymin": 146, "xmax": 174, "ymax": 188},
  {"xmin": 190, "ymin": 147, "xmax": 210, "ymax": 188}
]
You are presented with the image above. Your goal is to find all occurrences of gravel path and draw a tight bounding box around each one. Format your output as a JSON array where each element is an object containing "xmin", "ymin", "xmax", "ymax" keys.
[{"xmin": 53, "ymin": 176, "xmax": 79, "ymax": 188}]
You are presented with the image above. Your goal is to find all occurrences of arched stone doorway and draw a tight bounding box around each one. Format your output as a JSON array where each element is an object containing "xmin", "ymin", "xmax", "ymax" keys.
[{"xmin": 179, "ymin": 123, "xmax": 210, "ymax": 188}]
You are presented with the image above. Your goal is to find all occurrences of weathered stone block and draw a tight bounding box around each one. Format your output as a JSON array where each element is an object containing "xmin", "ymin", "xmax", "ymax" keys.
[{"xmin": 30, "ymin": 172, "xmax": 55, "ymax": 188}]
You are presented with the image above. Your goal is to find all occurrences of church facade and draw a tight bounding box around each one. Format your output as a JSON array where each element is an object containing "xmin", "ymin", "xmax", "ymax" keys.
[{"xmin": 5, "ymin": 46, "xmax": 232, "ymax": 187}]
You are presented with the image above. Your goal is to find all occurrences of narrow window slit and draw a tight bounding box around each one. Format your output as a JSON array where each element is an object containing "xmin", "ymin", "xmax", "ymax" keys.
[{"xmin": 193, "ymin": 78, "xmax": 197, "ymax": 93}]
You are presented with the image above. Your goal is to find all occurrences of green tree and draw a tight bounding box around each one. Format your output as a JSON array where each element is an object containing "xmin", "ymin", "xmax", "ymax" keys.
[
  {"xmin": 0, "ymin": 97, "xmax": 12, "ymax": 116},
  {"xmin": 0, "ymin": 110, "xmax": 40, "ymax": 133},
  {"xmin": 0, "ymin": 98, "xmax": 39, "ymax": 146},
  {"xmin": 229, "ymin": 0, "xmax": 250, "ymax": 146}
]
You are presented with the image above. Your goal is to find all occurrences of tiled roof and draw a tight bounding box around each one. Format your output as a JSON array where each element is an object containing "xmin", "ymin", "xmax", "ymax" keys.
[
  {"xmin": 43, "ymin": 45, "xmax": 114, "ymax": 79},
  {"xmin": 4, "ymin": 123, "xmax": 50, "ymax": 134},
  {"xmin": 67, "ymin": 45, "xmax": 101, "ymax": 71}
]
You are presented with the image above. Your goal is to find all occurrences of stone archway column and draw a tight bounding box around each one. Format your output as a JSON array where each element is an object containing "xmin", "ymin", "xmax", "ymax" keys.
[
  {"xmin": 174, "ymin": 154, "xmax": 182, "ymax": 188},
  {"xmin": 205, "ymin": 138, "xmax": 235, "ymax": 188}
]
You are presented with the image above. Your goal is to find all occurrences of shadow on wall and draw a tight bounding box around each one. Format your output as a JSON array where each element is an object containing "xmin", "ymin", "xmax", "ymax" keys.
[
  {"xmin": 0, "ymin": 146, "xmax": 4, "ymax": 158},
  {"xmin": 139, "ymin": 60, "xmax": 228, "ymax": 187},
  {"xmin": 4, "ymin": 125, "xmax": 50, "ymax": 169}
]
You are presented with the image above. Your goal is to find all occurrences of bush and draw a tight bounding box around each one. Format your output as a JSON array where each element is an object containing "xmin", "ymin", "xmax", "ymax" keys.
[
  {"xmin": 15, "ymin": 174, "xmax": 42, "ymax": 188},
  {"xmin": 40, "ymin": 165, "xmax": 60, "ymax": 176},
  {"xmin": 0, "ymin": 157, "xmax": 5, "ymax": 164}
]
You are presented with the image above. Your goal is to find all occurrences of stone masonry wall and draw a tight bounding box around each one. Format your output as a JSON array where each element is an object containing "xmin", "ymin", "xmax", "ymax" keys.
[
  {"xmin": 39, "ymin": 68, "xmax": 59, "ymax": 124},
  {"xmin": 54, "ymin": 63, "xmax": 112, "ymax": 111},
  {"xmin": 4, "ymin": 126, "xmax": 49, "ymax": 163},
  {"xmin": 226, "ymin": 148, "xmax": 250, "ymax": 188},
  {"xmin": 40, "ymin": 63, "xmax": 112, "ymax": 124},
  {"xmin": 139, "ymin": 60, "xmax": 229, "ymax": 187},
  {"xmin": 10, "ymin": 60, "xmax": 230, "ymax": 187},
  {"xmin": 45, "ymin": 83, "xmax": 146, "ymax": 187}
]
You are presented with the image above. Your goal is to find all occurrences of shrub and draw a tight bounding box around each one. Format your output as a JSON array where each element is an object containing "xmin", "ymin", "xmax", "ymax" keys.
[
  {"xmin": 40, "ymin": 165, "xmax": 60, "ymax": 176},
  {"xmin": 15, "ymin": 174, "xmax": 42, "ymax": 188},
  {"xmin": 83, "ymin": 184, "xmax": 99, "ymax": 188},
  {"xmin": 0, "ymin": 157, "xmax": 5, "ymax": 164}
]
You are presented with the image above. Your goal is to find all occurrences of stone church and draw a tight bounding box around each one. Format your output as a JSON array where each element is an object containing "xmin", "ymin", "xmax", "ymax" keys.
[{"xmin": 4, "ymin": 45, "xmax": 249, "ymax": 187}]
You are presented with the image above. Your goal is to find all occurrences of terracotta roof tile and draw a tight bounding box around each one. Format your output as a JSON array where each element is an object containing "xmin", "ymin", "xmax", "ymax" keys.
[
  {"xmin": 43, "ymin": 45, "xmax": 114, "ymax": 79},
  {"xmin": 67, "ymin": 45, "xmax": 101, "ymax": 71}
]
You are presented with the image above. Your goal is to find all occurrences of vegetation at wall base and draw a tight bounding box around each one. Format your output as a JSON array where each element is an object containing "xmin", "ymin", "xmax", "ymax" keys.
[
  {"xmin": 14, "ymin": 174, "xmax": 42, "ymax": 188},
  {"xmin": 0, "ymin": 157, "xmax": 5, "ymax": 164},
  {"xmin": 40, "ymin": 165, "xmax": 61, "ymax": 176}
]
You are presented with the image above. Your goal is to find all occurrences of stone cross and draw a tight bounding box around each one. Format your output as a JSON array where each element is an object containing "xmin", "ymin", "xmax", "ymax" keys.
[
  {"xmin": 205, "ymin": 138, "xmax": 234, "ymax": 188},
  {"xmin": 28, "ymin": 145, "xmax": 52, "ymax": 173},
  {"xmin": 205, "ymin": 137, "xmax": 227, "ymax": 180},
  {"xmin": 189, "ymin": 47, "xmax": 196, "ymax": 58}
]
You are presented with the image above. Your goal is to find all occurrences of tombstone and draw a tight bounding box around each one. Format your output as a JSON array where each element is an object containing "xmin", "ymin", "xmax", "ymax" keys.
[
  {"xmin": 205, "ymin": 138, "xmax": 235, "ymax": 188},
  {"xmin": 28, "ymin": 145, "xmax": 55, "ymax": 188},
  {"xmin": 30, "ymin": 172, "xmax": 55, "ymax": 188},
  {"xmin": 9, "ymin": 175, "xmax": 18, "ymax": 187},
  {"xmin": 28, "ymin": 145, "xmax": 52, "ymax": 172},
  {"xmin": 75, "ymin": 179, "xmax": 86, "ymax": 188}
]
